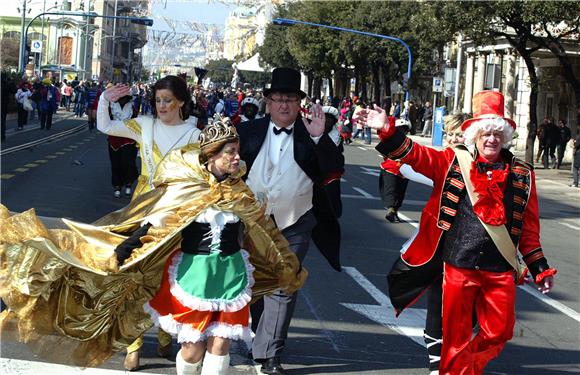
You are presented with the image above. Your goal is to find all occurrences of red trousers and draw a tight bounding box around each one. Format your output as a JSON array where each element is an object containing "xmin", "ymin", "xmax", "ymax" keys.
[{"xmin": 440, "ymin": 263, "xmax": 516, "ymax": 375}]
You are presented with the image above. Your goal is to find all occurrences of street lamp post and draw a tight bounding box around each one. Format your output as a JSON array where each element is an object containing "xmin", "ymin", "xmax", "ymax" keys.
[
  {"xmin": 272, "ymin": 18, "xmax": 413, "ymax": 102},
  {"xmin": 19, "ymin": 10, "xmax": 153, "ymax": 74}
]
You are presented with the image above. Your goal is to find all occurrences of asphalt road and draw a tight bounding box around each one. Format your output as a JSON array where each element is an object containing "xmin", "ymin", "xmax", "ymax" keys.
[{"xmin": 1, "ymin": 126, "xmax": 579, "ymax": 375}]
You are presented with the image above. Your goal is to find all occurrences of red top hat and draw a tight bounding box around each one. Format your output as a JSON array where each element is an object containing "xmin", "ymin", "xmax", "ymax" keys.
[{"xmin": 461, "ymin": 91, "xmax": 516, "ymax": 131}]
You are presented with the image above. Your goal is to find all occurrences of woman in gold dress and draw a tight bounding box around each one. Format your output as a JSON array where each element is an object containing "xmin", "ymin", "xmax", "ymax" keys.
[{"xmin": 0, "ymin": 119, "xmax": 306, "ymax": 371}]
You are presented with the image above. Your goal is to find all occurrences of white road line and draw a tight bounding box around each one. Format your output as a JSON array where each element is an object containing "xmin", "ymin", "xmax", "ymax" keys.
[
  {"xmin": 0, "ymin": 358, "xmax": 155, "ymax": 375},
  {"xmin": 342, "ymin": 267, "xmax": 426, "ymax": 346},
  {"xmin": 352, "ymin": 187, "xmax": 374, "ymax": 198},
  {"xmin": 301, "ymin": 289, "xmax": 343, "ymax": 353},
  {"xmin": 519, "ymin": 284, "xmax": 580, "ymax": 323},
  {"xmin": 343, "ymin": 267, "xmax": 390, "ymax": 306},
  {"xmin": 538, "ymin": 179, "xmax": 571, "ymax": 188},
  {"xmin": 396, "ymin": 212, "xmax": 419, "ymax": 228},
  {"xmin": 560, "ymin": 221, "xmax": 580, "ymax": 231},
  {"xmin": 357, "ymin": 146, "xmax": 367, "ymax": 151},
  {"xmin": 342, "ymin": 193, "xmax": 379, "ymax": 200}
]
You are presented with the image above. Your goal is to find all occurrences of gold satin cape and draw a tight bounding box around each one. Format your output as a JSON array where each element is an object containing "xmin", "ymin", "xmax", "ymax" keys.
[{"xmin": 0, "ymin": 145, "xmax": 307, "ymax": 367}]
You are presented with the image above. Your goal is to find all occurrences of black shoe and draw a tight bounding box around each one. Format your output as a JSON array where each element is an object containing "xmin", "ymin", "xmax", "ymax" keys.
[
  {"xmin": 260, "ymin": 357, "xmax": 286, "ymax": 375},
  {"xmin": 385, "ymin": 208, "xmax": 397, "ymax": 223}
]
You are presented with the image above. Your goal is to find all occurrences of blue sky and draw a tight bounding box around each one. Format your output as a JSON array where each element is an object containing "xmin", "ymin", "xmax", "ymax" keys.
[{"xmin": 151, "ymin": 0, "xmax": 234, "ymax": 33}]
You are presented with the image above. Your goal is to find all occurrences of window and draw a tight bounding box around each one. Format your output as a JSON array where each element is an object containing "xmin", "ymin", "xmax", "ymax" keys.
[
  {"xmin": 484, "ymin": 63, "xmax": 501, "ymax": 90},
  {"xmin": 546, "ymin": 96, "xmax": 554, "ymax": 119}
]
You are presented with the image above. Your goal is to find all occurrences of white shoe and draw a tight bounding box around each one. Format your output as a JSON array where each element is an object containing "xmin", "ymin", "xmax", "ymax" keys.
[
  {"xmin": 124, "ymin": 187, "xmax": 132, "ymax": 196},
  {"xmin": 114, "ymin": 190, "xmax": 121, "ymax": 198}
]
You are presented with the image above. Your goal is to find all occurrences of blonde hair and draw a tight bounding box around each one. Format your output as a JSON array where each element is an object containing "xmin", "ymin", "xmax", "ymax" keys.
[{"xmin": 443, "ymin": 113, "xmax": 470, "ymax": 133}]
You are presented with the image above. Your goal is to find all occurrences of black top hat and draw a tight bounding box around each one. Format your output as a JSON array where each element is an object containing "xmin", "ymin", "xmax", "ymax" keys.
[{"xmin": 263, "ymin": 67, "xmax": 307, "ymax": 99}]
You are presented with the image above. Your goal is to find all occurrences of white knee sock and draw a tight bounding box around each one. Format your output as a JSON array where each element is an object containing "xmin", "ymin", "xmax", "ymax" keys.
[
  {"xmin": 200, "ymin": 352, "xmax": 230, "ymax": 375},
  {"xmin": 176, "ymin": 349, "xmax": 203, "ymax": 375}
]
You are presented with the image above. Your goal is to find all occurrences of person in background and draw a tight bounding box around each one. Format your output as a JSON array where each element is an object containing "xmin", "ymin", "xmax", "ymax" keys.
[
  {"xmin": 231, "ymin": 97, "xmax": 261, "ymax": 126},
  {"xmin": 74, "ymin": 80, "xmax": 87, "ymax": 118},
  {"xmin": 39, "ymin": 78, "xmax": 59, "ymax": 131},
  {"xmin": 364, "ymin": 103, "xmax": 374, "ymax": 144},
  {"xmin": 15, "ymin": 80, "xmax": 32, "ymax": 130},
  {"xmin": 225, "ymin": 92, "xmax": 239, "ymax": 118},
  {"xmin": 214, "ymin": 91, "xmax": 225, "ymax": 117},
  {"xmin": 361, "ymin": 91, "xmax": 555, "ymax": 374},
  {"xmin": 339, "ymin": 98, "xmax": 354, "ymax": 145},
  {"xmin": 351, "ymin": 98, "xmax": 365, "ymax": 140},
  {"xmin": 322, "ymin": 105, "xmax": 345, "ymax": 218},
  {"xmin": 379, "ymin": 118, "xmax": 411, "ymax": 223},
  {"xmin": 86, "ymin": 81, "xmax": 101, "ymax": 131},
  {"xmin": 105, "ymin": 87, "xmax": 139, "ymax": 198},
  {"xmin": 1, "ymin": 73, "xmax": 17, "ymax": 142},
  {"xmin": 408, "ymin": 100, "xmax": 418, "ymax": 135},
  {"xmin": 556, "ymin": 119, "xmax": 571, "ymax": 169},
  {"xmin": 30, "ymin": 77, "xmax": 42, "ymax": 122},
  {"xmin": 421, "ymin": 101, "xmax": 433, "ymax": 137},
  {"xmin": 572, "ymin": 134, "xmax": 580, "ymax": 188},
  {"xmin": 61, "ymin": 79, "xmax": 72, "ymax": 110},
  {"xmin": 63, "ymin": 80, "xmax": 73, "ymax": 111},
  {"xmin": 540, "ymin": 117, "xmax": 560, "ymax": 169}
]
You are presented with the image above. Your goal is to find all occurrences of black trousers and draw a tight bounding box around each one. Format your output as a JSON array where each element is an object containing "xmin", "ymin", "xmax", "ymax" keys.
[
  {"xmin": 556, "ymin": 142, "xmax": 567, "ymax": 168},
  {"xmin": 379, "ymin": 170, "xmax": 409, "ymax": 210},
  {"xmin": 1, "ymin": 103, "xmax": 7, "ymax": 140},
  {"xmin": 542, "ymin": 144, "xmax": 557, "ymax": 168},
  {"xmin": 17, "ymin": 104, "xmax": 28, "ymax": 127},
  {"xmin": 108, "ymin": 143, "xmax": 139, "ymax": 188},
  {"xmin": 40, "ymin": 110, "xmax": 53, "ymax": 129}
]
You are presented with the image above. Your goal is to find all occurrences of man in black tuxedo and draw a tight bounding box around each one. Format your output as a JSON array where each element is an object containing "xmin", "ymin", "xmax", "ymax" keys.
[{"xmin": 237, "ymin": 67, "xmax": 343, "ymax": 374}]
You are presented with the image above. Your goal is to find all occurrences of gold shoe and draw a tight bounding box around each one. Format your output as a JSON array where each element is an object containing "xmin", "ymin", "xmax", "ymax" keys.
[
  {"xmin": 157, "ymin": 342, "xmax": 173, "ymax": 359},
  {"xmin": 124, "ymin": 350, "xmax": 140, "ymax": 371}
]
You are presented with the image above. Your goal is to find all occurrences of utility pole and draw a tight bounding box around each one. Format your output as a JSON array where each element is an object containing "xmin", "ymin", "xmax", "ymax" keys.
[
  {"xmin": 111, "ymin": 0, "xmax": 118, "ymax": 82},
  {"xmin": 17, "ymin": 0, "xmax": 30, "ymax": 74}
]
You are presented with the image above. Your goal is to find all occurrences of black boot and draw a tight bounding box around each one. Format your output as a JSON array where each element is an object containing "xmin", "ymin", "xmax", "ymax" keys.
[{"xmin": 424, "ymin": 330, "xmax": 442, "ymax": 374}]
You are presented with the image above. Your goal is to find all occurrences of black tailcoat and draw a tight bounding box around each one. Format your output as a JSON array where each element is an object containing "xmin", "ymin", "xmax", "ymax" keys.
[{"xmin": 237, "ymin": 115, "xmax": 342, "ymax": 271}]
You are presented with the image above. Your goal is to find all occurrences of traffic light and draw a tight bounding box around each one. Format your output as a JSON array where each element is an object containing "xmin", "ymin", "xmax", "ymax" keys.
[{"xmin": 130, "ymin": 18, "xmax": 154, "ymax": 27}]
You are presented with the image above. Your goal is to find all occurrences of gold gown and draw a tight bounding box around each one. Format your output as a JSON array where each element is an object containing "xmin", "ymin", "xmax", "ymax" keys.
[{"xmin": 0, "ymin": 145, "xmax": 307, "ymax": 367}]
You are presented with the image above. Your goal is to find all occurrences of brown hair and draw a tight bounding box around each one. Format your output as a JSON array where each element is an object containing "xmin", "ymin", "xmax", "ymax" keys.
[
  {"xmin": 200, "ymin": 140, "xmax": 238, "ymax": 165},
  {"xmin": 150, "ymin": 75, "xmax": 191, "ymax": 120}
]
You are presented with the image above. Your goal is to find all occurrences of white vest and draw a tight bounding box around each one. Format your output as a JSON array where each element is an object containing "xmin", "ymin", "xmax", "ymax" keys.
[{"xmin": 246, "ymin": 122, "xmax": 313, "ymax": 230}]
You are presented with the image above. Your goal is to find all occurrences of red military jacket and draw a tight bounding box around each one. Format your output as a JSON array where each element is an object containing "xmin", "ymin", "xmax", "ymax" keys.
[{"xmin": 376, "ymin": 130, "xmax": 545, "ymax": 271}]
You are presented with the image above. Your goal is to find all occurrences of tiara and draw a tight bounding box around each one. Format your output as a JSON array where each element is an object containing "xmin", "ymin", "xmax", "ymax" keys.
[{"xmin": 199, "ymin": 116, "xmax": 239, "ymax": 149}]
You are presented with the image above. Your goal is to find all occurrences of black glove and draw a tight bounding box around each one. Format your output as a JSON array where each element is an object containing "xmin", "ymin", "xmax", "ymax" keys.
[{"xmin": 115, "ymin": 223, "xmax": 151, "ymax": 265}]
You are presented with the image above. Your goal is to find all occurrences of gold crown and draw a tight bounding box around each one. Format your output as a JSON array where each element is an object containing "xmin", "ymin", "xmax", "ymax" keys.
[{"xmin": 199, "ymin": 116, "xmax": 239, "ymax": 149}]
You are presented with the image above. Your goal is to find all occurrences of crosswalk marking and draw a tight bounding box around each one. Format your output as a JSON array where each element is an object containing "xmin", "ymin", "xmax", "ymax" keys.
[
  {"xmin": 14, "ymin": 168, "xmax": 29, "ymax": 172},
  {"xmin": 1, "ymin": 174, "xmax": 15, "ymax": 179},
  {"xmin": 24, "ymin": 163, "xmax": 38, "ymax": 168},
  {"xmin": 34, "ymin": 159, "xmax": 48, "ymax": 163},
  {"xmin": 0, "ymin": 358, "xmax": 164, "ymax": 375}
]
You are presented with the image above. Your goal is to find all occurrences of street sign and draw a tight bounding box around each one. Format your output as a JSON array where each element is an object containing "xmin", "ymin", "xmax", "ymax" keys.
[
  {"xmin": 31, "ymin": 40, "xmax": 42, "ymax": 53},
  {"xmin": 432, "ymin": 76, "xmax": 443, "ymax": 93},
  {"xmin": 433, "ymin": 106, "xmax": 445, "ymax": 147}
]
